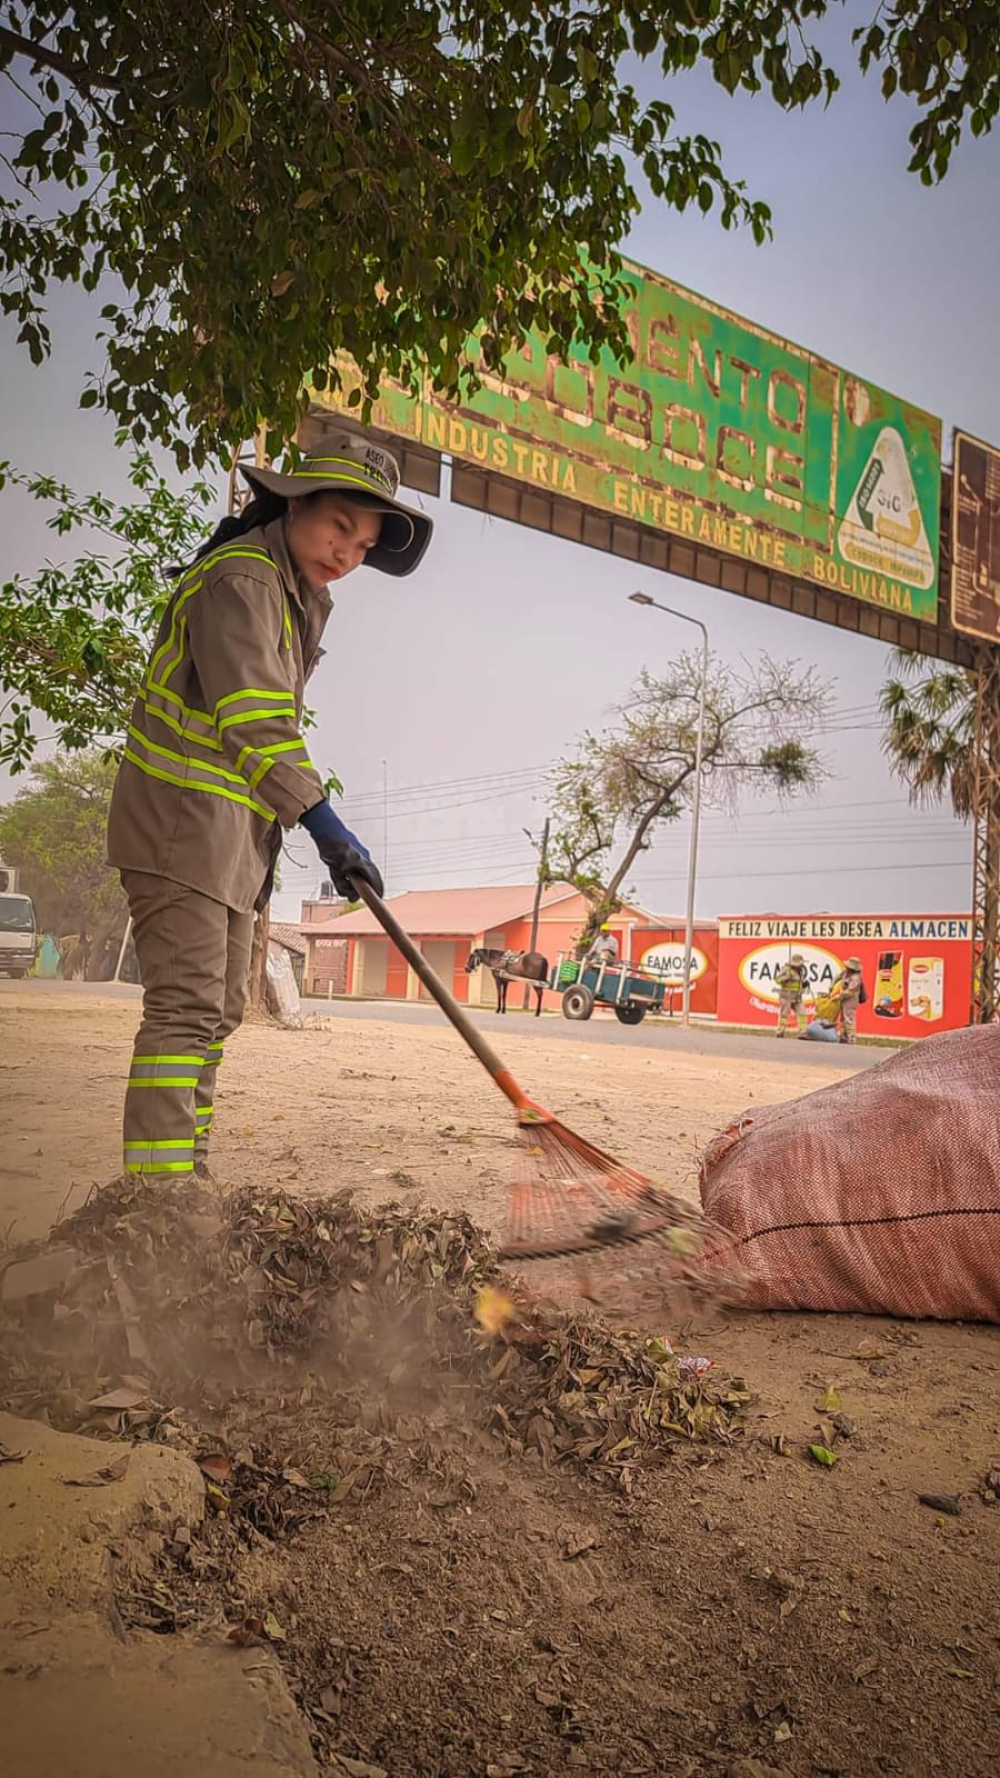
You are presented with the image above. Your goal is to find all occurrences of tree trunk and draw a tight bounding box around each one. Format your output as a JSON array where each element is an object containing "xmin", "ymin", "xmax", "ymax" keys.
[
  {"xmin": 575, "ymin": 901, "xmax": 615, "ymax": 958},
  {"xmin": 249, "ymin": 901, "xmax": 270, "ymax": 1010}
]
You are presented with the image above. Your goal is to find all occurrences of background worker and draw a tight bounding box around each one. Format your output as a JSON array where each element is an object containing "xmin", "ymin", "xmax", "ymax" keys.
[
  {"xmin": 106, "ymin": 431, "xmax": 432, "ymax": 1185},
  {"xmin": 586, "ymin": 923, "xmax": 620, "ymax": 966},
  {"xmin": 832, "ymin": 956, "xmax": 867, "ymax": 1044},
  {"xmin": 775, "ymin": 952, "xmax": 810, "ymax": 1037}
]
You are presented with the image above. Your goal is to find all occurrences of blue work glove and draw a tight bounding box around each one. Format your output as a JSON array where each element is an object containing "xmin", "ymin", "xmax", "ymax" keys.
[{"xmin": 300, "ymin": 801, "xmax": 384, "ymax": 901}]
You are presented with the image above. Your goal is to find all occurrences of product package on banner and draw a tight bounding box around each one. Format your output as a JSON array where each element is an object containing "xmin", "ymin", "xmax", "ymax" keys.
[{"xmin": 717, "ymin": 914, "xmax": 973, "ymax": 1038}]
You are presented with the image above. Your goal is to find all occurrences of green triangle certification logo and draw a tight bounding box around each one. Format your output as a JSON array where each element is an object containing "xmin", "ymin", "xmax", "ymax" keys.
[{"xmin": 838, "ymin": 426, "xmax": 935, "ymax": 590}]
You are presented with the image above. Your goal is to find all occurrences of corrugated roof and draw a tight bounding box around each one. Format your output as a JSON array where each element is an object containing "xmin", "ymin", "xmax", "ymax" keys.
[
  {"xmin": 300, "ymin": 882, "xmax": 578, "ymax": 939},
  {"xmin": 269, "ymin": 922, "xmax": 308, "ymax": 955}
]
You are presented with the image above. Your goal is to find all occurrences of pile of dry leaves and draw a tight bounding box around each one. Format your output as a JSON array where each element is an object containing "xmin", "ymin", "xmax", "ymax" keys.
[{"xmin": 0, "ymin": 1178, "xmax": 745, "ymax": 1503}]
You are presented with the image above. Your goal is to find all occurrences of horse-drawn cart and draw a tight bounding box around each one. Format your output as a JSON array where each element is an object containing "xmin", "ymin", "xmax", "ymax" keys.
[{"xmin": 549, "ymin": 956, "xmax": 672, "ymax": 1024}]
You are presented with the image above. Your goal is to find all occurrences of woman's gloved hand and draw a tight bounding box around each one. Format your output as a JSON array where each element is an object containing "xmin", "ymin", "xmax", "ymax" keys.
[{"xmin": 299, "ymin": 801, "xmax": 384, "ymax": 900}]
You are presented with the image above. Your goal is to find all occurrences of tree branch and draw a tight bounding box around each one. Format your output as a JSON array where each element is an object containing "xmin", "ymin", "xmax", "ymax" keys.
[{"xmin": 0, "ymin": 21, "xmax": 125, "ymax": 90}]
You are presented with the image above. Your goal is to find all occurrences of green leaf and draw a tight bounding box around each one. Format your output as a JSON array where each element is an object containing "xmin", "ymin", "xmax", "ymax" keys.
[{"xmin": 809, "ymin": 1444, "xmax": 839, "ymax": 1468}]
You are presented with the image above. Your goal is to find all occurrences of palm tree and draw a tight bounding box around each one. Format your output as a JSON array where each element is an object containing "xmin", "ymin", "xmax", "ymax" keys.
[{"xmin": 879, "ymin": 650, "xmax": 977, "ymax": 818}]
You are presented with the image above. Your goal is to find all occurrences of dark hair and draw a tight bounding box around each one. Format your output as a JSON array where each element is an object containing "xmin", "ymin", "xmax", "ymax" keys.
[{"xmin": 190, "ymin": 489, "xmax": 289, "ymax": 565}]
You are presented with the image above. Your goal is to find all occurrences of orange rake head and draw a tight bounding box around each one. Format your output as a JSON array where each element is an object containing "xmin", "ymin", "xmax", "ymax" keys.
[{"xmin": 498, "ymin": 1105, "xmax": 722, "ymax": 1269}]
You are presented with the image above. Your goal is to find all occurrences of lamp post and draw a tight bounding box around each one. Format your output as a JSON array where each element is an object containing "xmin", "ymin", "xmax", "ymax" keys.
[{"xmin": 627, "ymin": 591, "xmax": 709, "ymax": 1028}]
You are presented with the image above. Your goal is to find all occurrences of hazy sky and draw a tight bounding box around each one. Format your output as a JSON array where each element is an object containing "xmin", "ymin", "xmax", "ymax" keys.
[{"xmin": 2, "ymin": 16, "xmax": 996, "ymax": 926}]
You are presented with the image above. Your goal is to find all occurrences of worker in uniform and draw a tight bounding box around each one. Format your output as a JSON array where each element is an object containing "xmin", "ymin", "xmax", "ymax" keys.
[
  {"xmin": 586, "ymin": 923, "xmax": 620, "ymax": 966},
  {"xmin": 775, "ymin": 952, "xmax": 809, "ymax": 1037},
  {"xmin": 106, "ymin": 432, "xmax": 432, "ymax": 1184},
  {"xmin": 832, "ymin": 956, "xmax": 867, "ymax": 1045}
]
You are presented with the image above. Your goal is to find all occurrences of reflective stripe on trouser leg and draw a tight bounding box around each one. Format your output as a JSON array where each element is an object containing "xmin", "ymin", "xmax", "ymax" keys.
[
  {"xmin": 118, "ymin": 872, "xmax": 238, "ymax": 1181},
  {"xmin": 194, "ymin": 1041, "xmax": 223, "ymax": 1159},
  {"xmin": 123, "ymin": 1050, "xmax": 202, "ymax": 1173}
]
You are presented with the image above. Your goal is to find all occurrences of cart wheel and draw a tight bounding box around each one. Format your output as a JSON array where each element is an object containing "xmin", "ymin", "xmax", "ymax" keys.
[
  {"xmin": 615, "ymin": 1003, "xmax": 647, "ymax": 1025},
  {"xmin": 562, "ymin": 983, "xmax": 595, "ymax": 1021}
]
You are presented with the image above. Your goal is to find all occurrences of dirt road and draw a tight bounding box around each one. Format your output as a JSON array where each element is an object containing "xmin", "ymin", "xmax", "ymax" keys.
[
  {"xmin": 0, "ymin": 984, "xmax": 854, "ymax": 1244},
  {"xmin": 2, "ymin": 986, "xmax": 999, "ymax": 1777}
]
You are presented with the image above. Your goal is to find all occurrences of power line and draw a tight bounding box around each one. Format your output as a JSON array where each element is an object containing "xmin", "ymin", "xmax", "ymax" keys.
[{"xmin": 641, "ymin": 859, "xmax": 972, "ymax": 883}]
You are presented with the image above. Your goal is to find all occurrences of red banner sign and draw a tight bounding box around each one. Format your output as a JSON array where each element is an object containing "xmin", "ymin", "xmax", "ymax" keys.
[{"xmin": 717, "ymin": 914, "xmax": 972, "ymax": 1039}]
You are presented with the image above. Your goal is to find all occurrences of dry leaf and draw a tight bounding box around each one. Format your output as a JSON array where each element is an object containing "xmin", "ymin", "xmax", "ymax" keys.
[
  {"xmin": 559, "ymin": 1527, "xmax": 599, "ymax": 1560},
  {"xmin": 263, "ymin": 1610, "xmax": 287, "ymax": 1643},
  {"xmin": 663, "ymin": 1226, "xmax": 699, "ymax": 1257},
  {"xmin": 88, "ymin": 1387, "xmax": 149, "ymax": 1411},
  {"xmin": 918, "ymin": 1492, "xmax": 961, "ymax": 1517},
  {"xmin": 227, "ymin": 1617, "xmax": 264, "ymax": 1647},
  {"xmin": 197, "ymin": 1453, "xmax": 234, "ymax": 1484},
  {"xmin": 0, "ymin": 1442, "xmax": 26, "ymax": 1465},
  {"xmin": 475, "ymin": 1285, "xmax": 516, "ymax": 1335},
  {"xmin": 815, "ymin": 1385, "xmax": 841, "ymax": 1412},
  {"xmin": 64, "ymin": 1453, "xmax": 130, "ymax": 1488}
]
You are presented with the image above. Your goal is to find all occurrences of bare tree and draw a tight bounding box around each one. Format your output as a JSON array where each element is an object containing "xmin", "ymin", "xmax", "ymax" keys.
[{"xmin": 548, "ymin": 652, "xmax": 828, "ymax": 953}]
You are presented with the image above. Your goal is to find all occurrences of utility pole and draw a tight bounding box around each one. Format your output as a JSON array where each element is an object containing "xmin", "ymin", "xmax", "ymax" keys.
[
  {"xmin": 522, "ymin": 816, "xmax": 550, "ymax": 1010},
  {"xmin": 972, "ymin": 645, "xmax": 1000, "ymax": 1020},
  {"xmin": 628, "ymin": 592, "xmax": 709, "ymax": 1027},
  {"xmin": 382, "ymin": 758, "xmax": 389, "ymax": 892}
]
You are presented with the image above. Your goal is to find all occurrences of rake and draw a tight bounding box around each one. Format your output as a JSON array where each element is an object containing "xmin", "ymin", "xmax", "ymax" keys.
[{"xmin": 352, "ymin": 879, "xmax": 721, "ymax": 1272}]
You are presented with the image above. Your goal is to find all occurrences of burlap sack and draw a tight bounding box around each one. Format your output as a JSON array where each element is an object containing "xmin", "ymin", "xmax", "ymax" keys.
[{"xmin": 700, "ymin": 1025, "xmax": 1000, "ymax": 1320}]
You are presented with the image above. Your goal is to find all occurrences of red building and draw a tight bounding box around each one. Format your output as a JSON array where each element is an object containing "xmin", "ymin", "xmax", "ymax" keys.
[{"xmin": 298, "ymin": 882, "xmax": 719, "ymax": 1014}]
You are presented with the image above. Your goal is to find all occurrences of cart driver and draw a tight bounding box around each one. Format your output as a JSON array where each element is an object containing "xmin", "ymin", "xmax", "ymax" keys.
[{"xmin": 586, "ymin": 924, "xmax": 620, "ymax": 966}]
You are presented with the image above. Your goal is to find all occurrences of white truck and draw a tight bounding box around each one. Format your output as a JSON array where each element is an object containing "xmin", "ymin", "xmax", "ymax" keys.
[{"xmin": 0, "ymin": 891, "xmax": 38, "ymax": 977}]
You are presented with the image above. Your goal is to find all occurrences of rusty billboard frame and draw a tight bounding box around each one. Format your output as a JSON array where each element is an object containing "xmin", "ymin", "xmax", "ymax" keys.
[{"xmin": 951, "ymin": 429, "xmax": 1000, "ymax": 645}]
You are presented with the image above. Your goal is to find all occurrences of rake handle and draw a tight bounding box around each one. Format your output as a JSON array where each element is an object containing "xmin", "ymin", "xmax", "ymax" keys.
[{"xmin": 350, "ymin": 876, "xmax": 530, "ymax": 1114}]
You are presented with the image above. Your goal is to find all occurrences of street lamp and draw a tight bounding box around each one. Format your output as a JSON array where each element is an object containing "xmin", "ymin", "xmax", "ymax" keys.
[{"xmin": 627, "ymin": 590, "xmax": 709, "ymax": 1028}]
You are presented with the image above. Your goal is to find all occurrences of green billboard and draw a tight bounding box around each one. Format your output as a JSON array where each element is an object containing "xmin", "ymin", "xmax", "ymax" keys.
[{"xmin": 315, "ymin": 258, "xmax": 942, "ymax": 620}]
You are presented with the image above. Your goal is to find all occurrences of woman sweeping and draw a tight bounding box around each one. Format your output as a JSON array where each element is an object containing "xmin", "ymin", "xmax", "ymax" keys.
[{"xmin": 107, "ymin": 431, "xmax": 432, "ymax": 1183}]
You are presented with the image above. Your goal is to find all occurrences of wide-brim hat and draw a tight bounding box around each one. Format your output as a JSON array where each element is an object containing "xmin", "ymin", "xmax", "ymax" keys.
[
  {"xmin": 846, "ymin": 956, "xmax": 863, "ymax": 969},
  {"xmin": 240, "ymin": 430, "xmax": 433, "ymax": 577}
]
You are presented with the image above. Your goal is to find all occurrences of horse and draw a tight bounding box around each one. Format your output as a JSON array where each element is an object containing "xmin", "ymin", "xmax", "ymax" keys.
[{"xmin": 466, "ymin": 946, "xmax": 549, "ymax": 1016}]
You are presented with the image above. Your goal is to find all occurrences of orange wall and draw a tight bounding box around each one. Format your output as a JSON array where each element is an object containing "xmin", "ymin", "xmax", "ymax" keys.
[
  {"xmin": 365, "ymin": 934, "xmax": 471, "ymax": 1002},
  {"xmin": 385, "ymin": 940, "xmax": 408, "ymax": 1000}
]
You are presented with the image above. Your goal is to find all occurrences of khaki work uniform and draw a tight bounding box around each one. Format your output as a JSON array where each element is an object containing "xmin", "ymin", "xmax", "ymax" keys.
[
  {"xmin": 775, "ymin": 962, "xmax": 809, "ymax": 1036},
  {"xmin": 833, "ymin": 967, "xmax": 865, "ymax": 1045},
  {"xmin": 107, "ymin": 519, "xmax": 330, "ymax": 1176}
]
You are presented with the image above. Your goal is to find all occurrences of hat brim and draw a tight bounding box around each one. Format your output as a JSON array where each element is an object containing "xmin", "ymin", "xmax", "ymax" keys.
[{"xmin": 239, "ymin": 462, "xmax": 433, "ymax": 577}]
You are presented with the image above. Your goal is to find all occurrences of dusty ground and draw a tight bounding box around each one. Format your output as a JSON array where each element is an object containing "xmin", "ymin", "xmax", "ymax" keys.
[
  {"xmin": 1, "ymin": 987, "xmax": 999, "ymax": 1778},
  {"xmin": 0, "ymin": 986, "xmax": 857, "ymax": 1245}
]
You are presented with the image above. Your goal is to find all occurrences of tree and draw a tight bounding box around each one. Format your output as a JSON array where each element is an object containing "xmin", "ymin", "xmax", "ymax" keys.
[
  {"xmin": 0, "ymin": 445, "xmax": 216, "ymax": 772},
  {"xmin": 0, "ymin": 751, "xmax": 127, "ymax": 975},
  {"xmin": 1, "ymin": 4, "xmax": 994, "ymax": 466},
  {"xmin": 879, "ymin": 649, "xmax": 977, "ymax": 817},
  {"xmin": 547, "ymin": 652, "xmax": 827, "ymax": 952}
]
